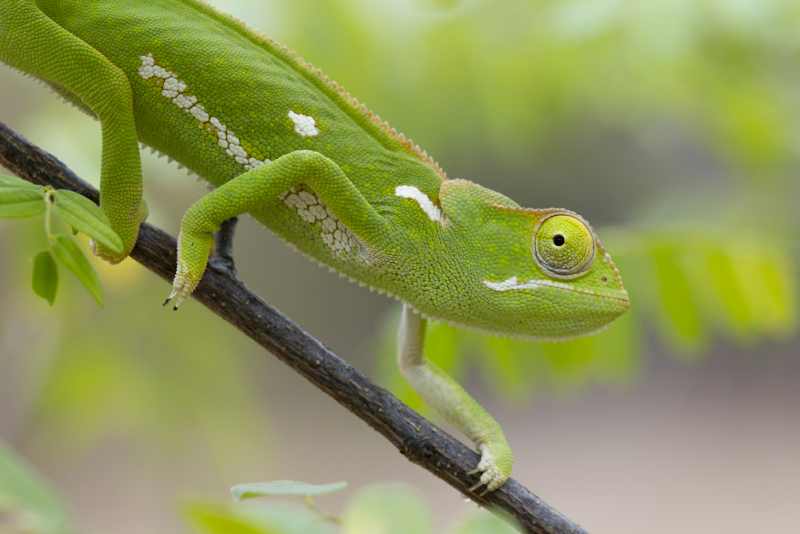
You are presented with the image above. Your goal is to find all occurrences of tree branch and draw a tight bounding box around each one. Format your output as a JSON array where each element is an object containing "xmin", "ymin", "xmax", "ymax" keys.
[{"xmin": 0, "ymin": 122, "xmax": 589, "ymax": 534}]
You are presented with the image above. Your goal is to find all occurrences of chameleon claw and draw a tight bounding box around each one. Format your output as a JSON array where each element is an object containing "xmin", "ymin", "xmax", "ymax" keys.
[
  {"xmin": 165, "ymin": 263, "xmax": 197, "ymax": 310},
  {"xmin": 468, "ymin": 479, "xmax": 486, "ymax": 493},
  {"xmin": 163, "ymin": 284, "xmax": 178, "ymax": 306},
  {"xmin": 162, "ymin": 295, "xmax": 182, "ymax": 311},
  {"xmin": 164, "ymin": 290, "xmax": 187, "ymax": 310},
  {"xmin": 467, "ymin": 444, "xmax": 509, "ymax": 495}
]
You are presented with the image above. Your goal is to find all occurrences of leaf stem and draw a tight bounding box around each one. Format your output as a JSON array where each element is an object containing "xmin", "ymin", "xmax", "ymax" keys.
[
  {"xmin": 43, "ymin": 187, "xmax": 55, "ymax": 241},
  {"xmin": 303, "ymin": 496, "xmax": 341, "ymax": 525}
]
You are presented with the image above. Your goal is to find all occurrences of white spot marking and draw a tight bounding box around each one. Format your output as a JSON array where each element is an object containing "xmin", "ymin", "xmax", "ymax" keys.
[
  {"xmin": 299, "ymin": 191, "xmax": 316, "ymax": 205},
  {"xmin": 173, "ymin": 94, "xmax": 196, "ymax": 109},
  {"xmin": 189, "ymin": 104, "xmax": 209, "ymax": 123},
  {"xmin": 138, "ymin": 53, "xmax": 270, "ymax": 171},
  {"xmin": 152, "ymin": 66, "xmax": 170, "ymax": 79},
  {"xmin": 280, "ymin": 186, "xmax": 364, "ymax": 259},
  {"xmin": 138, "ymin": 65, "xmax": 154, "ymax": 79},
  {"xmin": 395, "ymin": 185, "xmax": 444, "ymax": 223},
  {"xmin": 210, "ymin": 117, "xmax": 225, "ymax": 131},
  {"xmin": 288, "ymin": 110, "xmax": 320, "ymax": 137}
]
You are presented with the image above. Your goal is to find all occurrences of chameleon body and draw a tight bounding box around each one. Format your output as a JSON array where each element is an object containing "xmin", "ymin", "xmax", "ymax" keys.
[{"xmin": 1, "ymin": 0, "xmax": 629, "ymax": 491}]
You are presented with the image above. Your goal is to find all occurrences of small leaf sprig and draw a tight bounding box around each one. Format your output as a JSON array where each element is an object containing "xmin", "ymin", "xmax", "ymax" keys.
[
  {"xmin": 186, "ymin": 479, "xmax": 520, "ymax": 534},
  {"xmin": 0, "ymin": 174, "xmax": 123, "ymax": 306}
]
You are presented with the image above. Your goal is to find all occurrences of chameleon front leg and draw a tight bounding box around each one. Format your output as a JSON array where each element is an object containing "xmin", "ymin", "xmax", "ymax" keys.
[
  {"xmin": 0, "ymin": 0, "xmax": 145, "ymax": 261},
  {"xmin": 398, "ymin": 304, "xmax": 513, "ymax": 493},
  {"xmin": 165, "ymin": 150, "xmax": 390, "ymax": 308}
]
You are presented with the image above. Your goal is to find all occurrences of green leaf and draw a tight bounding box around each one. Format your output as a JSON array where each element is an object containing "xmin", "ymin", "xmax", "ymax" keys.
[
  {"xmin": 342, "ymin": 484, "xmax": 431, "ymax": 534},
  {"xmin": 541, "ymin": 336, "xmax": 598, "ymax": 390},
  {"xmin": 186, "ymin": 501, "xmax": 335, "ymax": 534},
  {"xmin": 232, "ymin": 481, "xmax": 347, "ymax": 501},
  {"xmin": 50, "ymin": 234, "xmax": 103, "ymax": 305},
  {"xmin": 647, "ymin": 239, "xmax": 707, "ymax": 354},
  {"xmin": 0, "ymin": 174, "xmax": 41, "ymax": 190},
  {"xmin": 32, "ymin": 251, "xmax": 59, "ymax": 306},
  {"xmin": 452, "ymin": 510, "xmax": 521, "ymax": 534},
  {"xmin": 52, "ymin": 189, "xmax": 123, "ymax": 254},
  {"xmin": 479, "ymin": 336, "xmax": 538, "ymax": 401},
  {"xmin": 0, "ymin": 443, "xmax": 72, "ymax": 534},
  {"xmin": 0, "ymin": 187, "xmax": 45, "ymax": 218},
  {"xmin": 738, "ymin": 242, "xmax": 796, "ymax": 336},
  {"xmin": 185, "ymin": 503, "xmax": 278, "ymax": 534},
  {"xmin": 590, "ymin": 310, "xmax": 639, "ymax": 385}
]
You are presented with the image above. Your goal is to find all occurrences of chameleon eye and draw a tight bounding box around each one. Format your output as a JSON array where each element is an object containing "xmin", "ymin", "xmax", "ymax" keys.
[{"xmin": 533, "ymin": 213, "xmax": 595, "ymax": 277}]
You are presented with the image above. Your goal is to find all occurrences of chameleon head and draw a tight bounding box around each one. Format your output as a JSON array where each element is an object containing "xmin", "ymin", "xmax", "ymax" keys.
[{"xmin": 437, "ymin": 179, "xmax": 630, "ymax": 339}]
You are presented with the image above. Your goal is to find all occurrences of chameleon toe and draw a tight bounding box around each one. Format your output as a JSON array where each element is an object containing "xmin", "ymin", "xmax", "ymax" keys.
[{"xmin": 468, "ymin": 443, "xmax": 510, "ymax": 494}]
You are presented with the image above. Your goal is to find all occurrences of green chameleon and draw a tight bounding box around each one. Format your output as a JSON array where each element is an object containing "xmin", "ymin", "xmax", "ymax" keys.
[{"xmin": 1, "ymin": 0, "xmax": 629, "ymax": 492}]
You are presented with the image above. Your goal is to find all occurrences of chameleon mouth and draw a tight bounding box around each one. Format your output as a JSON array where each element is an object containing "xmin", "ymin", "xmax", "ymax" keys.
[{"xmin": 483, "ymin": 276, "xmax": 630, "ymax": 306}]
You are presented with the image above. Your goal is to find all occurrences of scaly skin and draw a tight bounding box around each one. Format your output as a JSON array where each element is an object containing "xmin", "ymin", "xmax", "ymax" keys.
[{"xmin": 0, "ymin": 0, "xmax": 630, "ymax": 491}]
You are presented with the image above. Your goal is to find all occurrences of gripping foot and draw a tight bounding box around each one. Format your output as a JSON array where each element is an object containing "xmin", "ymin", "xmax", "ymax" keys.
[{"xmin": 468, "ymin": 442, "xmax": 512, "ymax": 495}]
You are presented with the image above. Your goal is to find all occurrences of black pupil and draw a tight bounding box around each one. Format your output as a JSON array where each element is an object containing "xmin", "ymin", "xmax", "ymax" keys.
[{"xmin": 553, "ymin": 234, "xmax": 566, "ymax": 247}]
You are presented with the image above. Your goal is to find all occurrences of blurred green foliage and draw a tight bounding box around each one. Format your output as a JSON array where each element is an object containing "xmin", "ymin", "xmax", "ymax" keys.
[
  {"xmin": 188, "ymin": 481, "xmax": 519, "ymax": 534},
  {"xmin": 0, "ymin": 446, "xmax": 517, "ymax": 534},
  {"xmin": 0, "ymin": 444, "xmax": 71, "ymax": 534},
  {"xmin": 233, "ymin": 481, "xmax": 348, "ymax": 501}
]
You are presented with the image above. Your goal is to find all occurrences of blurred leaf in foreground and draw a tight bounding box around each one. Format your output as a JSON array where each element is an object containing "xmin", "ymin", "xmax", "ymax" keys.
[
  {"xmin": 0, "ymin": 444, "xmax": 72, "ymax": 534},
  {"xmin": 187, "ymin": 503, "xmax": 278, "ymax": 534},
  {"xmin": 233, "ymin": 481, "xmax": 347, "ymax": 501},
  {"xmin": 186, "ymin": 501, "xmax": 336, "ymax": 534},
  {"xmin": 342, "ymin": 483, "xmax": 431, "ymax": 534},
  {"xmin": 453, "ymin": 509, "xmax": 521, "ymax": 534}
]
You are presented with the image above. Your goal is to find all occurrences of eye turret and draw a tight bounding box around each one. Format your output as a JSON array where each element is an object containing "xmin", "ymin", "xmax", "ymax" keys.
[{"xmin": 533, "ymin": 213, "xmax": 595, "ymax": 277}]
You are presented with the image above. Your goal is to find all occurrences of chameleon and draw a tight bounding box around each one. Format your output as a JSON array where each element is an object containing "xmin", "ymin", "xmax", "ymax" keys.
[{"xmin": 0, "ymin": 0, "xmax": 629, "ymax": 492}]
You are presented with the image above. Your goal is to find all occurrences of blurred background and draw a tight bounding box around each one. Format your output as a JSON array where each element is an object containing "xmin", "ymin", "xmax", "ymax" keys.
[{"xmin": 1, "ymin": 0, "xmax": 798, "ymax": 532}]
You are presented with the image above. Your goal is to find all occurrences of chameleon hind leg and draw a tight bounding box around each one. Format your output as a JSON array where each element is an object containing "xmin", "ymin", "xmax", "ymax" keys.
[
  {"xmin": 398, "ymin": 304, "xmax": 513, "ymax": 493},
  {"xmin": 165, "ymin": 150, "xmax": 391, "ymax": 308},
  {"xmin": 0, "ymin": 0, "xmax": 145, "ymax": 261}
]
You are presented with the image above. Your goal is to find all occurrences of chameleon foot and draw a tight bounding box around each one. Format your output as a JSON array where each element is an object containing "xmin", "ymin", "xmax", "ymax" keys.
[
  {"xmin": 164, "ymin": 224, "xmax": 215, "ymax": 310},
  {"xmin": 90, "ymin": 239, "xmax": 127, "ymax": 264},
  {"xmin": 163, "ymin": 264, "xmax": 197, "ymax": 310},
  {"xmin": 468, "ymin": 443, "xmax": 512, "ymax": 495}
]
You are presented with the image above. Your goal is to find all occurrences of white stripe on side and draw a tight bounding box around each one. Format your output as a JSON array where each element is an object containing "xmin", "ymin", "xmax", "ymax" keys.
[
  {"xmin": 483, "ymin": 276, "xmax": 573, "ymax": 292},
  {"xmin": 395, "ymin": 185, "xmax": 444, "ymax": 223}
]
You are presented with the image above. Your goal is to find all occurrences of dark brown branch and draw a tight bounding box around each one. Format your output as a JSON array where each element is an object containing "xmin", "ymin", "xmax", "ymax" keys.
[{"xmin": 0, "ymin": 122, "xmax": 588, "ymax": 534}]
